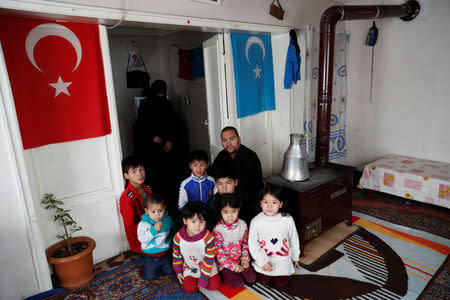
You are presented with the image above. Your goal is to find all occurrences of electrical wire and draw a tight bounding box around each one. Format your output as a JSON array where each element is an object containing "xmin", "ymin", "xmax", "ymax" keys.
[
  {"xmin": 369, "ymin": 45, "xmax": 374, "ymax": 103},
  {"xmin": 106, "ymin": 0, "xmax": 125, "ymax": 30}
]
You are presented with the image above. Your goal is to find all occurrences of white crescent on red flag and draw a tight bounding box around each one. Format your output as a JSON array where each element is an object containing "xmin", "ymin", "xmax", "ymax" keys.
[{"xmin": 0, "ymin": 16, "xmax": 111, "ymax": 149}]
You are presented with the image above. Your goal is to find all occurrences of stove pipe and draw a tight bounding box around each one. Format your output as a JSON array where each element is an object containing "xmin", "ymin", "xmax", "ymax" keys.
[{"xmin": 315, "ymin": 0, "xmax": 420, "ymax": 166}]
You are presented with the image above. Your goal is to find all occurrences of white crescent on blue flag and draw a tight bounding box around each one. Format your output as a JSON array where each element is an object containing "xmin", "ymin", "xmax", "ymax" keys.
[{"xmin": 230, "ymin": 32, "xmax": 276, "ymax": 118}]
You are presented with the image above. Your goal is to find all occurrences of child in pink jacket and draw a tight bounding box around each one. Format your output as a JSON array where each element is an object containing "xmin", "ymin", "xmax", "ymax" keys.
[{"xmin": 213, "ymin": 193, "xmax": 256, "ymax": 289}]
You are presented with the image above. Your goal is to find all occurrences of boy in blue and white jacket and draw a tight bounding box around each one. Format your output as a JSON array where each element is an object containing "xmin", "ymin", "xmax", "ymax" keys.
[
  {"xmin": 178, "ymin": 149, "xmax": 215, "ymax": 210},
  {"xmin": 137, "ymin": 193, "xmax": 175, "ymax": 280}
]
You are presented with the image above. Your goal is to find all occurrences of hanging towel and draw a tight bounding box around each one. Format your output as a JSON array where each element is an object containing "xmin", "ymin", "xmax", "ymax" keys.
[
  {"xmin": 191, "ymin": 46, "xmax": 205, "ymax": 78},
  {"xmin": 178, "ymin": 48, "xmax": 193, "ymax": 80},
  {"xmin": 284, "ymin": 29, "xmax": 301, "ymax": 89}
]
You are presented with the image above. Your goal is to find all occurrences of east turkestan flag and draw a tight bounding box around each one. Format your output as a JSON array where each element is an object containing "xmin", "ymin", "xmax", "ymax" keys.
[
  {"xmin": 230, "ymin": 32, "xmax": 275, "ymax": 118},
  {"xmin": 0, "ymin": 16, "xmax": 111, "ymax": 149}
]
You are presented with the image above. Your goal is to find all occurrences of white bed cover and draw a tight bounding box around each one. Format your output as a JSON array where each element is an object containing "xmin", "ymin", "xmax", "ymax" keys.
[{"xmin": 358, "ymin": 154, "xmax": 450, "ymax": 209}]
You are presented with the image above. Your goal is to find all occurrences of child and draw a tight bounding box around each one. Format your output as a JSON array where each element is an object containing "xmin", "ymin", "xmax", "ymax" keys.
[
  {"xmin": 207, "ymin": 167, "xmax": 257, "ymax": 229},
  {"xmin": 213, "ymin": 194, "xmax": 256, "ymax": 289},
  {"xmin": 178, "ymin": 150, "xmax": 215, "ymax": 210},
  {"xmin": 137, "ymin": 193, "xmax": 175, "ymax": 280},
  {"xmin": 173, "ymin": 201, "xmax": 221, "ymax": 293},
  {"xmin": 248, "ymin": 185, "xmax": 300, "ymax": 287},
  {"xmin": 119, "ymin": 156, "xmax": 153, "ymax": 254},
  {"xmin": 206, "ymin": 168, "xmax": 239, "ymax": 230}
]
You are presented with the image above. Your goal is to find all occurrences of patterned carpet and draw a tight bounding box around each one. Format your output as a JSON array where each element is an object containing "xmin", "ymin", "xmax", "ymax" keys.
[
  {"xmin": 28, "ymin": 255, "xmax": 203, "ymax": 299},
  {"xmin": 353, "ymin": 188, "xmax": 450, "ymax": 238},
  {"xmin": 202, "ymin": 212, "xmax": 449, "ymax": 299},
  {"xmin": 28, "ymin": 188, "xmax": 449, "ymax": 299},
  {"xmin": 353, "ymin": 188, "xmax": 450, "ymax": 300}
]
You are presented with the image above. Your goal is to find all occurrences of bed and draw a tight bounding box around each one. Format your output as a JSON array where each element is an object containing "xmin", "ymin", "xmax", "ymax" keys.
[{"xmin": 358, "ymin": 154, "xmax": 450, "ymax": 209}]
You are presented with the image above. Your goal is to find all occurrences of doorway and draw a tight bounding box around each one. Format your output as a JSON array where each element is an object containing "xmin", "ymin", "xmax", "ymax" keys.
[{"xmin": 107, "ymin": 26, "xmax": 215, "ymax": 163}]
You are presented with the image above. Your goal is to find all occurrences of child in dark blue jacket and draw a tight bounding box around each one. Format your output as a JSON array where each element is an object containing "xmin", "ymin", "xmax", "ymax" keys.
[{"xmin": 178, "ymin": 149, "xmax": 215, "ymax": 210}]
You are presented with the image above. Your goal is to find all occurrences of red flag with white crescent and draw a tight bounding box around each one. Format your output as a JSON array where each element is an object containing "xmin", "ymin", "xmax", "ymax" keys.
[{"xmin": 0, "ymin": 16, "xmax": 111, "ymax": 149}]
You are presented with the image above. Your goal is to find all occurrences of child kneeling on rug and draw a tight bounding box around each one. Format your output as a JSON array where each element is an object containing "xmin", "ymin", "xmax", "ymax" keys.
[
  {"xmin": 120, "ymin": 156, "xmax": 153, "ymax": 254},
  {"xmin": 137, "ymin": 193, "xmax": 175, "ymax": 280},
  {"xmin": 173, "ymin": 201, "xmax": 221, "ymax": 293},
  {"xmin": 249, "ymin": 185, "xmax": 300, "ymax": 287},
  {"xmin": 213, "ymin": 193, "xmax": 256, "ymax": 289}
]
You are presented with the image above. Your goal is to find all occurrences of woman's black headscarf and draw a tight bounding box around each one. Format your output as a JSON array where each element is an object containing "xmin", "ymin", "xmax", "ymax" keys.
[{"xmin": 141, "ymin": 79, "xmax": 167, "ymax": 98}]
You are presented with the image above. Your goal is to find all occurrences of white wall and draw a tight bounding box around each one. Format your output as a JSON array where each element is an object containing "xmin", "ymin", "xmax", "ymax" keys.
[
  {"xmin": 345, "ymin": 0, "xmax": 450, "ymax": 170},
  {"xmin": 271, "ymin": 30, "xmax": 308, "ymax": 173},
  {"xmin": 271, "ymin": 32, "xmax": 292, "ymax": 172},
  {"xmin": 43, "ymin": 0, "xmax": 339, "ymax": 29},
  {"xmin": 108, "ymin": 30, "xmax": 214, "ymax": 158}
]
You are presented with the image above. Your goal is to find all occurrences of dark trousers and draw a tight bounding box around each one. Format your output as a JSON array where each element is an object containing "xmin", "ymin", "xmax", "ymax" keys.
[
  {"xmin": 256, "ymin": 271, "xmax": 291, "ymax": 287},
  {"xmin": 142, "ymin": 253, "xmax": 174, "ymax": 281},
  {"xmin": 221, "ymin": 265, "xmax": 256, "ymax": 289}
]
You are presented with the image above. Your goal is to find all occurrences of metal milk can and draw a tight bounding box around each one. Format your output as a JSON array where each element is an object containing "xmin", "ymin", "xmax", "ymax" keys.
[{"xmin": 280, "ymin": 133, "xmax": 310, "ymax": 181}]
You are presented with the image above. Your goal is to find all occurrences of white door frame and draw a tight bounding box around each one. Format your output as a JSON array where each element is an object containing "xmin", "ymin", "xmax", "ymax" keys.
[
  {"xmin": 0, "ymin": 0, "xmax": 290, "ymax": 292},
  {"xmin": 203, "ymin": 34, "xmax": 228, "ymax": 161},
  {"xmin": 0, "ymin": 43, "xmax": 53, "ymax": 291}
]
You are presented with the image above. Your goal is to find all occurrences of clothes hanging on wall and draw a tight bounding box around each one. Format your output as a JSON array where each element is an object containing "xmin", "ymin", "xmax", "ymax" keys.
[
  {"xmin": 126, "ymin": 42, "xmax": 151, "ymax": 88},
  {"xmin": 178, "ymin": 48, "xmax": 193, "ymax": 80},
  {"xmin": 284, "ymin": 29, "xmax": 302, "ymax": 89},
  {"xmin": 191, "ymin": 46, "xmax": 205, "ymax": 78},
  {"xmin": 365, "ymin": 21, "xmax": 378, "ymax": 103},
  {"xmin": 178, "ymin": 46, "xmax": 205, "ymax": 80},
  {"xmin": 365, "ymin": 21, "xmax": 378, "ymax": 46}
]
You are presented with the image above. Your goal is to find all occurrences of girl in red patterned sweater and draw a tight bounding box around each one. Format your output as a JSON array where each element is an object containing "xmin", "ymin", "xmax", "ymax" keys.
[{"xmin": 173, "ymin": 201, "xmax": 221, "ymax": 293}]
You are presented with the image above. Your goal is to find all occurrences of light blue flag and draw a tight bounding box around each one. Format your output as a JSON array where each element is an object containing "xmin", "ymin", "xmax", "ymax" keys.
[{"xmin": 230, "ymin": 32, "xmax": 276, "ymax": 118}]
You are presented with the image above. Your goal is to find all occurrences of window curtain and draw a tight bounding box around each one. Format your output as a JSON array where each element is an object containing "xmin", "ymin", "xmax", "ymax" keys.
[{"xmin": 304, "ymin": 27, "xmax": 349, "ymax": 163}]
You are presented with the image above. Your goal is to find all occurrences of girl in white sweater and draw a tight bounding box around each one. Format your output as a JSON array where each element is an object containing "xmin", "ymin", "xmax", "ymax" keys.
[{"xmin": 248, "ymin": 185, "xmax": 300, "ymax": 287}]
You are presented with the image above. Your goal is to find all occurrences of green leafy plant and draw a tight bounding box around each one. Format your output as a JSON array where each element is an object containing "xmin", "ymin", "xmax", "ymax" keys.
[{"xmin": 41, "ymin": 193, "xmax": 82, "ymax": 255}]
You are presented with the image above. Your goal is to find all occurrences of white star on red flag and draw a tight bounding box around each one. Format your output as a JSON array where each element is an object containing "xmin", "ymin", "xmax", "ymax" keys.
[{"xmin": 49, "ymin": 76, "xmax": 72, "ymax": 97}]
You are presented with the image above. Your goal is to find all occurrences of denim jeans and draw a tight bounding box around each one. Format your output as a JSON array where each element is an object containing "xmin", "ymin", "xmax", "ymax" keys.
[{"xmin": 142, "ymin": 253, "xmax": 174, "ymax": 280}]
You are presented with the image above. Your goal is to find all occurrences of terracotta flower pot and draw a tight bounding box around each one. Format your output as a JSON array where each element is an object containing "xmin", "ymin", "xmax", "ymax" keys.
[{"xmin": 46, "ymin": 236, "xmax": 96, "ymax": 290}]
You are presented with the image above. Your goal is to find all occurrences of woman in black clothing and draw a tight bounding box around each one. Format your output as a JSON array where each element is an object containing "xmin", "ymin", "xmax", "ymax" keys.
[{"xmin": 134, "ymin": 80, "xmax": 179, "ymax": 211}]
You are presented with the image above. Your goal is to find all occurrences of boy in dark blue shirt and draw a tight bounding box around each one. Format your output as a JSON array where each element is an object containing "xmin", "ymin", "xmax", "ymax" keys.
[{"xmin": 178, "ymin": 150, "xmax": 215, "ymax": 210}]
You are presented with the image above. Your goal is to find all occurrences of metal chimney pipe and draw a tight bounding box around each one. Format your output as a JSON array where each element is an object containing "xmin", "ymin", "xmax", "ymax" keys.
[{"xmin": 315, "ymin": 0, "xmax": 420, "ymax": 166}]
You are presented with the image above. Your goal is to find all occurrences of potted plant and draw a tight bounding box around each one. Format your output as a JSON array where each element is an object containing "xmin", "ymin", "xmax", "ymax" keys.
[{"xmin": 41, "ymin": 193, "xmax": 96, "ymax": 289}]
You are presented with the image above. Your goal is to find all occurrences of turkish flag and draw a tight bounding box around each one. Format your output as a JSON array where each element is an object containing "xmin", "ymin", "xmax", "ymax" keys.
[{"xmin": 0, "ymin": 16, "xmax": 111, "ymax": 149}]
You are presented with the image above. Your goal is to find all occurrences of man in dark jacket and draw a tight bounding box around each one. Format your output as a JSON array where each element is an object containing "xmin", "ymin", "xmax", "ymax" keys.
[{"xmin": 210, "ymin": 126, "xmax": 264, "ymax": 214}]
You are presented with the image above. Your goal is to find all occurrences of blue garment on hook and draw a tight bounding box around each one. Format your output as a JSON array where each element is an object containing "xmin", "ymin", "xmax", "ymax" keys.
[
  {"xmin": 365, "ymin": 21, "xmax": 378, "ymax": 46},
  {"xmin": 284, "ymin": 40, "xmax": 301, "ymax": 89}
]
